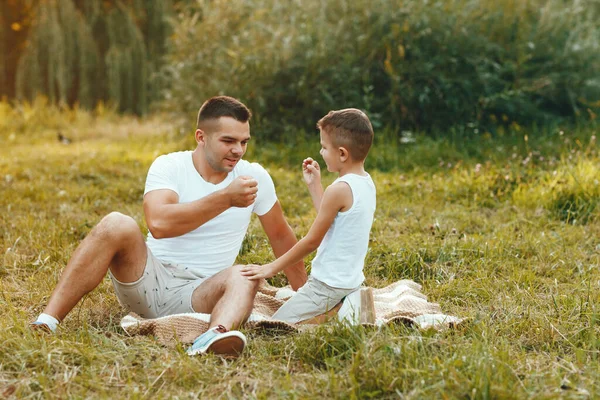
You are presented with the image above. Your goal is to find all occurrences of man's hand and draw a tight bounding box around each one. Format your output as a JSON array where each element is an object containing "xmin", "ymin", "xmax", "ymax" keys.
[
  {"xmin": 302, "ymin": 157, "xmax": 321, "ymax": 187},
  {"xmin": 240, "ymin": 263, "xmax": 279, "ymax": 280},
  {"xmin": 225, "ymin": 176, "xmax": 258, "ymax": 207}
]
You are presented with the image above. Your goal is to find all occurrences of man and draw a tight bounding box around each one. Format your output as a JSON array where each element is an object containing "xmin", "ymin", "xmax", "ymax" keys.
[{"xmin": 32, "ymin": 96, "xmax": 307, "ymax": 357}]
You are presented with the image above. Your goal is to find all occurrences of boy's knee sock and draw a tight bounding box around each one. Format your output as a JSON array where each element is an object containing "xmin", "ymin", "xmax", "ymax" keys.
[{"xmin": 34, "ymin": 313, "xmax": 60, "ymax": 332}]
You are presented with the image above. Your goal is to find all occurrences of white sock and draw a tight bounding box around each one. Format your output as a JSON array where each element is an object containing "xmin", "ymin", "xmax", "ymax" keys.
[{"xmin": 35, "ymin": 313, "xmax": 59, "ymax": 332}]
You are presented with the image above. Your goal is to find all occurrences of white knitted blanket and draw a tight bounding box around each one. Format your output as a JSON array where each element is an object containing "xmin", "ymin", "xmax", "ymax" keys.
[{"xmin": 120, "ymin": 279, "xmax": 463, "ymax": 346}]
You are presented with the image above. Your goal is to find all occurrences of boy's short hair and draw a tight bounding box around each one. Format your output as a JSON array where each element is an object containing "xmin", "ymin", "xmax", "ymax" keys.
[
  {"xmin": 317, "ymin": 108, "xmax": 374, "ymax": 161},
  {"xmin": 197, "ymin": 96, "xmax": 252, "ymax": 128}
]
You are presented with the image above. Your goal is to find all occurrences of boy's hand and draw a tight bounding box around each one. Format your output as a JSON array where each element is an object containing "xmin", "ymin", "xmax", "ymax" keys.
[
  {"xmin": 302, "ymin": 158, "xmax": 321, "ymax": 186},
  {"xmin": 240, "ymin": 263, "xmax": 278, "ymax": 280}
]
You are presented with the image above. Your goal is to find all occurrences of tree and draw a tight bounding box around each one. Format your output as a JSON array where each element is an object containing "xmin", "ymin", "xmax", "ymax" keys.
[
  {"xmin": 0, "ymin": 0, "xmax": 36, "ymax": 99},
  {"xmin": 10, "ymin": 0, "xmax": 172, "ymax": 114}
]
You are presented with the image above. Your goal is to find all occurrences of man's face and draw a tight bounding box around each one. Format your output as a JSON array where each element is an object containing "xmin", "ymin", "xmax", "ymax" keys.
[{"xmin": 201, "ymin": 117, "xmax": 251, "ymax": 173}]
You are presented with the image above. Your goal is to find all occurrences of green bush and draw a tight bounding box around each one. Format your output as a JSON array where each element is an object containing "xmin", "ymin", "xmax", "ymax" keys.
[
  {"xmin": 513, "ymin": 157, "xmax": 600, "ymax": 225},
  {"xmin": 161, "ymin": 0, "xmax": 600, "ymax": 139}
]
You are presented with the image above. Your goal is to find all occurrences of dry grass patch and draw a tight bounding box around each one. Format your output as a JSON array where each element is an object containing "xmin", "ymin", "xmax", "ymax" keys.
[{"xmin": 1, "ymin": 108, "xmax": 599, "ymax": 398}]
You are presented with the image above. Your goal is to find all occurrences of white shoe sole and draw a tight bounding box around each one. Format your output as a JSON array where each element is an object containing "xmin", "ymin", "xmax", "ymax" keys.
[{"xmin": 187, "ymin": 331, "xmax": 246, "ymax": 358}]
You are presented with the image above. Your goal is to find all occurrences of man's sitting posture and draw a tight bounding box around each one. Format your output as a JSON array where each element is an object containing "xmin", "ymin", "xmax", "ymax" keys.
[{"xmin": 32, "ymin": 96, "xmax": 306, "ymax": 358}]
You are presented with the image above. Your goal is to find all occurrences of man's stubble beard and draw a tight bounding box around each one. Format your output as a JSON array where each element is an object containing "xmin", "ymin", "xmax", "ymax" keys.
[
  {"xmin": 205, "ymin": 150, "xmax": 230, "ymax": 173},
  {"xmin": 204, "ymin": 141, "xmax": 236, "ymax": 173}
]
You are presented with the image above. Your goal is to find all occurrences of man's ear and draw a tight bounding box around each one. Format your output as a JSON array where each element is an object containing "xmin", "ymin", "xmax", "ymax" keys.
[
  {"xmin": 195, "ymin": 129, "xmax": 206, "ymax": 146},
  {"xmin": 339, "ymin": 146, "xmax": 350, "ymax": 162}
]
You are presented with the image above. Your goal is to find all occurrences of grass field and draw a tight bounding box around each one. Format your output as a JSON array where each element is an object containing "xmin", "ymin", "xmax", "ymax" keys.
[{"xmin": 1, "ymin": 105, "xmax": 599, "ymax": 398}]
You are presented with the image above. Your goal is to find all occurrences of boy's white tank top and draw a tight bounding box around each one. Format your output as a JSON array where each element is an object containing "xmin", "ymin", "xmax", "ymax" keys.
[{"xmin": 311, "ymin": 173, "xmax": 376, "ymax": 289}]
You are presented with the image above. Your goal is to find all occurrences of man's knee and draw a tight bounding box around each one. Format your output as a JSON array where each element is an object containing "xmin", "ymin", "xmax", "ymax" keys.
[
  {"xmin": 230, "ymin": 265, "xmax": 260, "ymax": 290},
  {"xmin": 95, "ymin": 212, "xmax": 141, "ymax": 244}
]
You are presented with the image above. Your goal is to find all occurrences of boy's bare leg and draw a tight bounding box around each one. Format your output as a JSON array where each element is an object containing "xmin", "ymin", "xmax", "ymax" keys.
[
  {"xmin": 42, "ymin": 212, "xmax": 148, "ymax": 322},
  {"xmin": 297, "ymin": 302, "xmax": 343, "ymax": 325},
  {"xmin": 190, "ymin": 265, "xmax": 260, "ymax": 330}
]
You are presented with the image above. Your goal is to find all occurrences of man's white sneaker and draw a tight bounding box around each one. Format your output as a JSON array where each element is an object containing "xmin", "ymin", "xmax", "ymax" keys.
[
  {"xmin": 30, "ymin": 321, "xmax": 53, "ymax": 333},
  {"xmin": 186, "ymin": 325, "xmax": 246, "ymax": 358}
]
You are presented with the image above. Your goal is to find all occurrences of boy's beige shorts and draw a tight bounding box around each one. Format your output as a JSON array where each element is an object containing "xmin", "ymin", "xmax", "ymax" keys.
[{"xmin": 272, "ymin": 276, "xmax": 359, "ymax": 323}]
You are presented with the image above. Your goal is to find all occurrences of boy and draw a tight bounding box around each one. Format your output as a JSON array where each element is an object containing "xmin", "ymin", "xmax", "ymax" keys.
[{"xmin": 240, "ymin": 108, "xmax": 376, "ymax": 323}]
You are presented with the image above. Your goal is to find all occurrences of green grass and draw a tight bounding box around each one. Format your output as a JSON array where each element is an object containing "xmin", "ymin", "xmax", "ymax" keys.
[{"xmin": 1, "ymin": 105, "xmax": 599, "ymax": 398}]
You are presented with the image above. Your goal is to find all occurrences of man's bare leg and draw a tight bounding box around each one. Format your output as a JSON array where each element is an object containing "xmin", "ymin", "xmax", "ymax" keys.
[
  {"xmin": 190, "ymin": 264, "xmax": 259, "ymax": 330},
  {"xmin": 40, "ymin": 212, "xmax": 147, "ymax": 323}
]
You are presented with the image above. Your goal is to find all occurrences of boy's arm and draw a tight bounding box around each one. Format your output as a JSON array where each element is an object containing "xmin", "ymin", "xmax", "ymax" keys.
[
  {"xmin": 302, "ymin": 158, "xmax": 324, "ymax": 211},
  {"xmin": 258, "ymin": 201, "xmax": 307, "ymax": 290},
  {"xmin": 240, "ymin": 182, "xmax": 352, "ymax": 280},
  {"xmin": 307, "ymin": 183, "xmax": 324, "ymax": 212}
]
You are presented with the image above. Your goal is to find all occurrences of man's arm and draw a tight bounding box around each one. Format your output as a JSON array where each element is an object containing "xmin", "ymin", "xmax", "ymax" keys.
[
  {"xmin": 258, "ymin": 201, "xmax": 308, "ymax": 290},
  {"xmin": 144, "ymin": 176, "xmax": 258, "ymax": 239}
]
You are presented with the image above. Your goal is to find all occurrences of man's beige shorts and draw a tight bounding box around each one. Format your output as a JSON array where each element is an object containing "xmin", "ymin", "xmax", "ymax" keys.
[
  {"xmin": 272, "ymin": 276, "xmax": 359, "ymax": 323},
  {"xmin": 109, "ymin": 247, "xmax": 206, "ymax": 319}
]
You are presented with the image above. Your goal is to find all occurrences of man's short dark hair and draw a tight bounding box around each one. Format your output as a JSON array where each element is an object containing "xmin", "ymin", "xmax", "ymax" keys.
[
  {"xmin": 197, "ymin": 96, "xmax": 252, "ymax": 128},
  {"xmin": 317, "ymin": 108, "xmax": 374, "ymax": 161}
]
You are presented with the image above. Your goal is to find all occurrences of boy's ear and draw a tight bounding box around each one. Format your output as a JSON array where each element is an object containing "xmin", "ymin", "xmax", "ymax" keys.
[{"xmin": 339, "ymin": 146, "xmax": 350, "ymax": 162}]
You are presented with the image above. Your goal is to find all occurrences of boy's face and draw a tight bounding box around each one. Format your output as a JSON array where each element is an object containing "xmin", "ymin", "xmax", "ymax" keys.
[{"xmin": 319, "ymin": 129, "xmax": 341, "ymax": 172}]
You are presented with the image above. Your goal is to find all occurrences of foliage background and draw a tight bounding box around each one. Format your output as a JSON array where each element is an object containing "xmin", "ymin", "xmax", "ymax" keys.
[
  {"xmin": 0, "ymin": 0, "xmax": 172, "ymax": 114},
  {"xmin": 162, "ymin": 0, "xmax": 600, "ymax": 137},
  {"xmin": 1, "ymin": 0, "xmax": 599, "ymax": 134}
]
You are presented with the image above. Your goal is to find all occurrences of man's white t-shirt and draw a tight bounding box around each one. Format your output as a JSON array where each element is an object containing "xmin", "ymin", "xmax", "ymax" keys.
[{"xmin": 144, "ymin": 150, "xmax": 277, "ymax": 278}]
